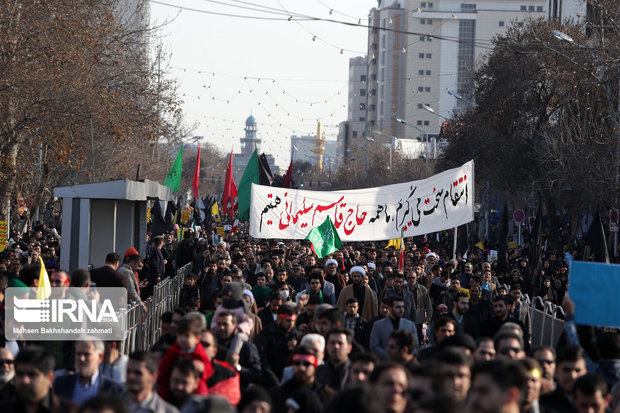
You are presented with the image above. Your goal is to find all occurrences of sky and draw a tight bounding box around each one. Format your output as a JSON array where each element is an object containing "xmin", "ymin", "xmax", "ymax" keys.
[{"xmin": 149, "ymin": 0, "xmax": 378, "ymax": 170}]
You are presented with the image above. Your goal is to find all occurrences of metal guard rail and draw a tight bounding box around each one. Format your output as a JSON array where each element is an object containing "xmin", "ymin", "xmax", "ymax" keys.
[{"xmin": 120, "ymin": 263, "xmax": 192, "ymax": 354}]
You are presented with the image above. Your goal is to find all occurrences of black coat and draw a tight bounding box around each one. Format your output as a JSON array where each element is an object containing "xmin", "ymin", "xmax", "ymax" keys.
[{"xmin": 255, "ymin": 323, "xmax": 300, "ymax": 380}]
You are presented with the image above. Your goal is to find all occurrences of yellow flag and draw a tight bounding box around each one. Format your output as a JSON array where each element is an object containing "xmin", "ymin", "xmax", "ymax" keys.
[
  {"xmin": 36, "ymin": 256, "xmax": 51, "ymax": 300},
  {"xmin": 211, "ymin": 202, "xmax": 219, "ymax": 217},
  {"xmin": 475, "ymin": 241, "xmax": 485, "ymax": 250},
  {"xmin": 385, "ymin": 238, "xmax": 401, "ymax": 249}
]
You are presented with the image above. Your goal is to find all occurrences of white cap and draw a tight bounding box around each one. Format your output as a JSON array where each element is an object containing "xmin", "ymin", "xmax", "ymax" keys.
[
  {"xmin": 325, "ymin": 259, "xmax": 338, "ymax": 267},
  {"xmin": 367, "ymin": 263, "xmax": 376, "ymax": 270},
  {"xmin": 350, "ymin": 266, "xmax": 366, "ymax": 276}
]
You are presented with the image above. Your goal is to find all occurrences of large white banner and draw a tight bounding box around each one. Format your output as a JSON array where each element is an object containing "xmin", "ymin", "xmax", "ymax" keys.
[{"xmin": 250, "ymin": 160, "xmax": 474, "ymax": 241}]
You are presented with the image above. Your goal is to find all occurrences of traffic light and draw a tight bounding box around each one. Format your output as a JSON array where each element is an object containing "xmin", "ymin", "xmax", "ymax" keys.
[
  {"xmin": 318, "ymin": 180, "xmax": 321, "ymax": 187},
  {"xmin": 300, "ymin": 180, "xmax": 304, "ymax": 187},
  {"xmin": 309, "ymin": 179, "xmax": 313, "ymax": 187}
]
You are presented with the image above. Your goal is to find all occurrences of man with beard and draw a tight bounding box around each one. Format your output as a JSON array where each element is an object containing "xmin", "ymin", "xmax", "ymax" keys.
[
  {"xmin": 480, "ymin": 295, "xmax": 525, "ymax": 339},
  {"xmin": 269, "ymin": 346, "xmax": 334, "ymax": 413},
  {"xmin": 316, "ymin": 327, "xmax": 353, "ymax": 390},
  {"xmin": 382, "ymin": 272, "xmax": 417, "ymax": 324},
  {"xmin": 429, "ymin": 268, "xmax": 451, "ymax": 309},
  {"xmin": 337, "ymin": 266, "xmax": 378, "ymax": 320},
  {"xmin": 467, "ymin": 283, "xmax": 494, "ymax": 324},
  {"xmin": 126, "ymin": 351, "xmax": 178, "ymax": 413},
  {"xmin": 324, "ymin": 259, "xmax": 346, "ymax": 297},
  {"xmin": 0, "ymin": 348, "xmax": 15, "ymax": 403},
  {"xmin": 371, "ymin": 296, "xmax": 418, "ymax": 360},
  {"xmin": 6, "ymin": 346, "xmax": 79, "ymax": 413},
  {"xmin": 467, "ymin": 359, "xmax": 528, "ymax": 413},
  {"xmin": 167, "ymin": 358, "xmax": 202, "ymax": 409},
  {"xmin": 255, "ymin": 304, "xmax": 300, "ymax": 380}
]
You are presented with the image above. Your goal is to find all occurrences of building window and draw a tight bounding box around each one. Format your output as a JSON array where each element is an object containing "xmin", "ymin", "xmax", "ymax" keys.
[
  {"xmin": 427, "ymin": 36, "xmax": 432, "ymax": 42},
  {"xmin": 421, "ymin": 2, "xmax": 426, "ymax": 6},
  {"xmin": 419, "ymin": 53, "xmax": 425, "ymax": 58},
  {"xmin": 420, "ymin": 35, "xmax": 426, "ymax": 41},
  {"xmin": 370, "ymin": 104, "xmax": 376, "ymax": 111},
  {"xmin": 381, "ymin": 68, "xmax": 385, "ymax": 81},
  {"xmin": 425, "ymin": 87, "xmax": 431, "ymax": 92},
  {"xmin": 520, "ymin": 5, "xmax": 526, "ymax": 10},
  {"xmin": 424, "ymin": 120, "xmax": 430, "ymax": 125},
  {"xmin": 371, "ymin": 74, "xmax": 377, "ymax": 81},
  {"xmin": 370, "ymin": 120, "xmax": 375, "ymax": 126},
  {"xmin": 381, "ymin": 51, "xmax": 385, "ymax": 64},
  {"xmin": 352, "ymin": 131, "xmax": 358, "ymax": 138},
  {"xmin": 426, "ymin": 70, "xmax": 431, "ymax": 75},
  {"xmin": 360, "ymin": 89, "xmax": 366, "ymax": 96},
  {"xmin": 361, "ymin": 75, "xmax": 367, "ymax": 82},
  {"xmin": 359, "ymin": 117, "xmax": 365, "ymax": 121},
  {"xmin": 537, "ymin": 6, "xmax": 543, "ymax": 11},
  {"xmin": 371, "ymin": 89, "xmax": 376, "ymax": 96},
  {"xmin": 418, "ymin": 86, "xmax": 424, "ymax": 92},
  {"xmin": 499, "ymin": 21, "xmax": 504, "ymax": 26},
  {"xmin": 418, "ymin": 69, "xmax": 424, "ymax": 75},
  {"xmin": 417, "ymin": 104, "xmax": 424, "ymax": 108},
  {"xmin": 428, "ymin": 2, "xmax": 433, "ymax": 6},
  {"xmin": 417, "ymin": 120, "xmax": 423, "ymax": 125},
  {"xmin": 420, "ymin": 18, "xmax": 426, "ymax": 24},
  {"xmin": 528, "ymin": 5, "xmax": 535, "ymax": 10},
  {"xmin": 381, "ymin": 35, "xmax": 386, "ymax": 48},
  {"xmin": 427, "ymin": 19, "xmax": 433, "ymax": 24},
  {"xmin": 426, "ymin": 53, "xmax": 432, "ymax": 58},
  {"xmin": 380, "ymin": 85, "xmax": 384, "ymax": 98}
]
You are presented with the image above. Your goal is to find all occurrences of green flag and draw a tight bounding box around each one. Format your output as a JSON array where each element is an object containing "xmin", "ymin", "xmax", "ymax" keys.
[
  {"xmin": 163, "ymin": 144, "xmax": 183, "ymax": 193},
  {"xmin": 237, "ymin": 149, "xmax": 259, "ymax": 222},
  {"xmin": 305, "ymin": 216, "xmax": 342, "ymax": 259}
]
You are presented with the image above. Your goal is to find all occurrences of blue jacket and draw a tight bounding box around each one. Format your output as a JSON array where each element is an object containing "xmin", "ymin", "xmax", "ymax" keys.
[{"xmin": 53, "ymin": 373, "xmax": 125, "ymax": 402}]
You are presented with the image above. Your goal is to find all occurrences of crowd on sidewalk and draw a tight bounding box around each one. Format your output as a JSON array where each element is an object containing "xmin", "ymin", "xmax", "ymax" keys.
[{"xmin": 0, "ymin": 222, "xmax": 618, "ymax": 413}]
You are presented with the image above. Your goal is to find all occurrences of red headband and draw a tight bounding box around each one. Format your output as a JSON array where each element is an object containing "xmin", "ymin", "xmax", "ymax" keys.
[
  {"xmin": 292, "ymin": 353, "xmax": 318, "ymax": 367},
  {"xmin": 278, "ymin": 313, "xmax": 297, "ymax": 321}
]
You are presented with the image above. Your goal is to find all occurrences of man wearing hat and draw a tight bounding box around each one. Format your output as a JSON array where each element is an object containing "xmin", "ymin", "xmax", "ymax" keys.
[
  {"xmin": 324, "ymin": 259, "xmax": 346, "ymax": 297},
  {"xmin": 336, "ymin": 266, "xmax": 378, "ymax": 320}
]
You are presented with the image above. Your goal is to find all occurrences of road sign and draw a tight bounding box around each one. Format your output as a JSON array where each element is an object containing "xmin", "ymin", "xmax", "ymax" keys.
[{"xmin": 513, "ymin": 209, "xmax": 525, "ymax": 224}]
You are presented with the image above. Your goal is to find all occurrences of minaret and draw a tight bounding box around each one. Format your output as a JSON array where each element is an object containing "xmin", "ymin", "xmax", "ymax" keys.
[
  {"xmin": 313, "ymin": 120, "xmax": 326, "ymax": 175},
  {"xmin": 241, "ymin": 115, "xmax": 260, "ymax": 157}
]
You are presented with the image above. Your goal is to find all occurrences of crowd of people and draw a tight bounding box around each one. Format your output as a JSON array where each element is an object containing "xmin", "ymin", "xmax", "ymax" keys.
[{"xmin": 0, "ymin": 222, "xmax": 619, "ymax": 413}]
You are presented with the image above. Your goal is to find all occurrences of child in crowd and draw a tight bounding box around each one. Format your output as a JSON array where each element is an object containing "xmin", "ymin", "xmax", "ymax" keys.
[
  {"xmin": 252, "ymin": 273, "xmax": 272, "ymax": 309},
  {"xmin": 157, "ymin": 317, "xmax": 212, "ymax": 401}
]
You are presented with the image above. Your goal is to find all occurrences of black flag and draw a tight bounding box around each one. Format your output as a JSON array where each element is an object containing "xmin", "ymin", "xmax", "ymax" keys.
[
  {"xmin": 585, "ymin": 207, "xmax": 610, "ymax": 263},
  {"xmin": 151, "ymin": 200, "xmax": 166, "ymax": 237},
  {"xmin": 258, "ymin": 153, "xmax": 273, "ymax": 185}
]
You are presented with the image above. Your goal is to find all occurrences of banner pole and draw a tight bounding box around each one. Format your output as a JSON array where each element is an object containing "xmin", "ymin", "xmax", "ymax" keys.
[{"xmin": 453, "ymin": 226, "xmax": 458, "ymax": 259}]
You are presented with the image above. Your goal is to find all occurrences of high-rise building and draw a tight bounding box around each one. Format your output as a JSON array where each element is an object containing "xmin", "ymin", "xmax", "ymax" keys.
[
  {"xmin": 366, "ymin": 1, "xmax": 408, "ymax": 138},
  {"xmin": 365, "ymin": 0, "xmax": 587, "ymax": 141}
]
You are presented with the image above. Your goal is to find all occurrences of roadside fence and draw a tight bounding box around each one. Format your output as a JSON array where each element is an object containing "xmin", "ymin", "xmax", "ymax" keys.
[{"xmin": 120, "ymin": 263, "xmax": 192, "ymax": 354}]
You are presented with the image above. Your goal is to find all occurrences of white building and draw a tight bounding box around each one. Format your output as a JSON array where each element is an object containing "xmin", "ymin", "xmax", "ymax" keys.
[{"xmin": 366, "ymin": 0, "xmax": 586, "ymax": 141}]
